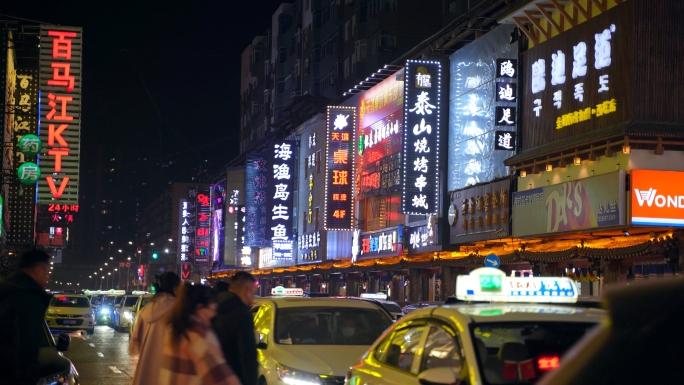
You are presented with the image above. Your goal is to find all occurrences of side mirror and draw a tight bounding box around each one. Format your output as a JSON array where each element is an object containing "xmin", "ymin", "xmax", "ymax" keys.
[
  {"xmin": 56, "ymin": 333, "xmax": 71, "ymax": 352},
  {"xmin": 417, "ymin": 367, "xmax": 461, "ymax": 385},
  {"xmin": 256, "ymin": 342, "xmax": 268, "ymax": 350}
]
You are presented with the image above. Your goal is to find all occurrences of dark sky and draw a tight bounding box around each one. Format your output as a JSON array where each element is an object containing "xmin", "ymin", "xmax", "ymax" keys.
[{"xmin": 2, "ymin": 0, "xmax": 285, "ymax": 188}]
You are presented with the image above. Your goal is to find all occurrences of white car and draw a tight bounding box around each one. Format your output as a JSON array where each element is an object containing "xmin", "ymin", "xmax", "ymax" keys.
[
  {"xmin": 346, "ymin": 268, "xmax": 606, "ymax": 385},
  {"xmin": 252, "ymin": 287, "xmax": 395, "ymax": 385},
  {"xmin": 112, "ymin": 294, "xmax": 140, "ymax": 332},
  {"xmin": 129, "ymin": 294, "xmax": 154, "ymax": 339},
  {"xmin": 45, "ymin": 294, "xmax": 95, "ymax": 335}
]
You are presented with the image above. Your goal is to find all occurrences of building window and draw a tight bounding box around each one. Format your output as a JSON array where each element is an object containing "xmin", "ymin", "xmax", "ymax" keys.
[
  {"xmin": 315, "ymin": 207, "xmax": 320, "ymax": 230},
  {"xmin": 344, "ymin": 57, "xmax": 350, "ymax": 78},
  {"xmin": 352, "ymin": 15, "xmax": 356, "ymax": 35},
  {"xmin": 345, "ymin": 21, "xmax": 350, "ymax": 42},
  {"xmin": 379, "ymin": 30, "xmax": 396, "ymax": 51},
  {"xmin": 380, "ymin": 0, "xmax": 397, "ymax": 11}
]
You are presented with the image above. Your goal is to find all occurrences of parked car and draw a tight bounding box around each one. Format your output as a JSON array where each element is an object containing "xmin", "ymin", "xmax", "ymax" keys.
[{"xmin": 45, "ymin": 294, "xmax": 94, "ymax": 335}]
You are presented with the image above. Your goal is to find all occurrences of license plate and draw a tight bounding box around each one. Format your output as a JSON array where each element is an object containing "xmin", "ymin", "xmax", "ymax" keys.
[{"xmin": 63, "ymin": 320, "xmax": 77, "ymax": 325}]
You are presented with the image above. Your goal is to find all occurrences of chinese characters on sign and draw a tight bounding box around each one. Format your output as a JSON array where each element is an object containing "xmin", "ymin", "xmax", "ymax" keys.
[
  {"xmin": 403, "ymin": 61, "xmax": 441, "ymax": 215},
  {"xmin": 194, "ymin": 187, "xmax": 212, "ymax": 265},
  {"xmin": 496, "ymin": 59, "xmax": 517, "ymax": 78},
  {"xmin": 325, "ymin": 106, "xmax": 355, "ymax": 230},
  {"xmin": 245, "ymin": 154, "xmax": 269, "ymax": 246},
  {"xmin": 494, "ymin": 131, "xmax": 516, "ymax": 151},
  {"xmin": 407, "ymin": 217, "xmax": 437, "ymax": 254},
  {"xmin": 298, "ymin": 231, "xmax": 321, "ymax": 262},
  {"xmin": 177, "ymin": 199, "xmax": 193, "ymax": 263},
  {"xmin": 269, "ymin": 141, "xmax": 296, "ymax": 260},
  {"xmin": 38, "ymin": 26, "xmax": 82, "ymax": 204},
  {"xmin": 356, "ymin": 226, "xmax": 402, "ymax": 259}
]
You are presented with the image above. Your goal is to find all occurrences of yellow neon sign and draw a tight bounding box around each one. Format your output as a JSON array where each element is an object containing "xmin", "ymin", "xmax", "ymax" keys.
[{"xmin": 556, "ymin": 98, "xmax": 617, "ymax": 129}]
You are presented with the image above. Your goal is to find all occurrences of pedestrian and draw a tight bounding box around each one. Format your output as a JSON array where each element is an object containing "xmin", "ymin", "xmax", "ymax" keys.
[
  {"xmin": 214, "ymin": 280, "xmax": 230, "ymax": 294},
  {"xmin": 213, "ymin": 271, "xmax": 258, "ymax": 385},
  {"xmin": 0, "ymin": 248, "xmax": 58, "ymax": 383},
  {"xmin": 160, "ymin": 282, "xmax": 241, "ymax": 385},
  {"xmin": 129, "ymin": 271, "xmax": 181, "ymax": 385}
]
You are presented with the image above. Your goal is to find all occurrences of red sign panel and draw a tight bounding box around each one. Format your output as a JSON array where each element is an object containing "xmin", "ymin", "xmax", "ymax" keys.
[{"xmin": 38, "ymin": 26, "xmax": 82, "ymax": 204}]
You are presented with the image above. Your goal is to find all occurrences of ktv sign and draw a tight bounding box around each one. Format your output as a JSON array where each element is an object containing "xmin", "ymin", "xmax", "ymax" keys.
[{"xmin": 631, "ymin": 170, "xmax": 684, "ymax": 227}]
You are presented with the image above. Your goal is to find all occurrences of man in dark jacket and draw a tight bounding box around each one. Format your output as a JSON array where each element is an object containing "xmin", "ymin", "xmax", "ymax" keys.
[
  {"xmin": 213, "ymin": 271, "xmax": 257, "ymax": 385},
  {"xmin": 0, "ymin": 249, "xmax": 54, "ymax": 384}
]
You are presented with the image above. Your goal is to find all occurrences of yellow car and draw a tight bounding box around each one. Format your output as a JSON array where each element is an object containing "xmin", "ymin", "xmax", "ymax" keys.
[{"xmin": 46, "ymin": 294, "xmax": 95, "ymax": 335}]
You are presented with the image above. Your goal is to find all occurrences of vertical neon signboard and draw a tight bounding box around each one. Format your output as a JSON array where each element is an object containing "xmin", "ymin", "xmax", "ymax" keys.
[
  {"xmin": 269, "ymin": 141, "xmax": 296, "ymax": 260},
  {"xmin": 325, "ymin": 106, "xmax": 355, "ymax": 230},
  {"xmin": 38, "ymin": 25, "xmax": 82, "ymax": 204},
  {"xmin": 403, "ymin": 60, "xmax": 442, "ymax": 215}
]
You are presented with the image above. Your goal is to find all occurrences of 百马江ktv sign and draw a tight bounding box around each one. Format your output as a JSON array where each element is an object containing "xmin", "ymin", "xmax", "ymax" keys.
[
  {"xmin": 512, "ymin": 171, "xmax": 625, "ymax": 237},
  {"xmin": 631, "ymin": 170, "xmax": 684, "ymax": 227}
]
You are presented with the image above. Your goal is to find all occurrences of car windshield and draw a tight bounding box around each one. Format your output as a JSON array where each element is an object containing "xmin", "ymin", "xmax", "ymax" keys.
[
  {"xmin": 276, "ymin": 306, "xmax": 393, "ymax": 345},
  {"xmin": 102, "ymin": 297, "xmax": 115, "ymax": 306},
  {"xmin": 51, "ymin": 296, "xmax": 90, "ymax": 308},
  {"xmin": 114, "ymin": 296, "xmax": 124, "ymax": 305},
  {"xmin": 140, "ymin": 297, "xmax": 153, "ymax": 308},
  {"xmin": 472, "ymin": 322, "xmax": 597, "ymax": 384},
  {"xmin": 124, "ymin": 297, "xmax": 139, "ymax": 307},
  {"xmin": 381, "ymin": 302, "xmax": 402, "ymax": 313}
]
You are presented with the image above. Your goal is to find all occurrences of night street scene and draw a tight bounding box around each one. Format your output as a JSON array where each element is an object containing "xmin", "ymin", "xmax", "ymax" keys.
[{"xmin": 1, "ymin": 1, "xmax": 684, "ymax": 384}]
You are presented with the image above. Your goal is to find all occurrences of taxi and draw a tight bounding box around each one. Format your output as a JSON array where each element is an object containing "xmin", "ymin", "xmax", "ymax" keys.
[
  {"xmin": 45, "ymin": 294, "xmax": 95, "ymax": 335},
  {"xmin": 346, "ymin": 268, "xmax": 605, "ymax": 385},
  {"xmin": 252, "ymin": 286, "xmax": 395, "ymax": 385},
  {"xmin": 129, "ymin": 293, "xmax": 154, "ymax": 339},
  {"xmin": 112, "ymin": 294, "xmax": 141, "ymax": 332}
]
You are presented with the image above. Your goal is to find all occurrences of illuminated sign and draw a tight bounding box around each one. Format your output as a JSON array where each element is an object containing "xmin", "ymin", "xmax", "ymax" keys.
[
  {"xmin": 269, "ymin": 141, "xmax": 296, "ymax": 260},
  {"xmin": 360, "ymin": 293, "xmax": 388, "ymax": 300},
  {"xmin": 357, "ymin": 226, "xmax": 402, "ymax": 259},
  {"xmin": 211, "ymin": 183, "xmax": 226, "ymax": 265},
  {"xmin": 631, "ymin": 170, "xmax": 684, "ymax": 227},
  {"xmin": 245, "ymin": 153, "xmax": 269, "ymax": 246},
  {"xmin": 403, "ymin": 60, "xmax": 441, "ymax": 215},
  {"xmin": 448, "ymin": 25, "xmax": 518, "ymax": 191},
  {"xmin": 235, "ymin": 206, "xmax": 249, "ymax": 267},
  {"xmin": 325, "ymin": 106, "xmax": 355, "ymax": 230},
  {"xmin": 271, "ymin": 286, "xmax": 304, "ymax": 296},
  {"xmin": 356, "ymin": 112, "xmax": 403, "ymax": 200},
  {"xmin": 194, "ymin": 187, "xmax": 211, "ymax": 265},
  {"xmin": 495, "ymin": 82, "xmax": 517, "ymax": 102},
  {"xmin": 359, "ymin": 69, "xmax": 405, "ymax": 130},
  {"xmin": 494, "ymin": 131, "xmax": 516, "ymax": 151},
  {"xmin": 407, "ymin": 216, "xmax": 437, "ymax": 254},
  {"xmin": 181, "ymin": 263, "xmax": 192, "ymax": 280},
  {"xmin": 298, "ymin": 231, "xmax": 321, "ymax": 262},
  {"xmin": 521, "ymin": 4, "xmax": 630, "ymax": 149},
  {"xmin": 9, "ymin": 69, "xmax": 39, "ymax": 245},
  {"xmin": 450, "ymin": 180, "xmax": 511, "ymax": 244},
  {"xmin": 456, "ymin": 268, "xmax": 578, "ymax": 303},
  {"xmin": 38, "ymin": 25, "xmax": 82, "ymax": 204},
  {"xmin": 178, "ymin": 199, "xmax": 193, "ymax": 263},
  {"xmin": 496, "ymin": 59, "xmax": 517, "ymax": 78},
  {"xmin": 512, "ymin": 171, "xmax": 625, "ymax": 237}
]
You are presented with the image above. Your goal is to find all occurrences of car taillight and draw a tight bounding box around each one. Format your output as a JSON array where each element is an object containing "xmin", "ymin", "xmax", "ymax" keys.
[{"xmin": 537, "ymin": 355, "xmax": 560, "ymax": 370}]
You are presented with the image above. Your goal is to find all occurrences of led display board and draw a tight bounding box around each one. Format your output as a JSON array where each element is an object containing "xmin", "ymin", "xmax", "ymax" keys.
[
  {"xmin": 353, "ymin": 226, "xmax": 403, "ymax": 260},
  {"xmin": 448, "ymin": 25, "xmax": 517, "ymax": 191},
  {"xmin": 177, "ymin": 199, "xmax": 193, "ymax": 264},
  {"xmin": 325, "ymin": 106, "xmax": 355, "ymax": 230},
  {"xmin": 38, "ymin": 25, "xmax": 82, "ymax": 204},
  {"xmin": 211, "ymin": 182, "xmax": 226, "ymax": 265},
  {"xmin": 269, "ymin": 141, "xmax": 296, "ymax": 260},
  {"xmin": 194, "ymin": 187, "xmax": 211, "ymax": 265},
  {"xmin": 520, "ymin": 3, "xmax": 631, "ymax": 149},
  {"xmin": 403, "ymin": 60, "xmax": 442, "ymax": 215},
  {"xmin": 245, "ymin": 153, "xmax": 269, "ymax": 246}
]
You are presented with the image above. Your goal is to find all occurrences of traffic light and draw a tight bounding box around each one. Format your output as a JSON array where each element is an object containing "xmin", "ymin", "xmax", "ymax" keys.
[{"xmin": 152, "ymin": 252, "xmax": 158, "ymax": 259}]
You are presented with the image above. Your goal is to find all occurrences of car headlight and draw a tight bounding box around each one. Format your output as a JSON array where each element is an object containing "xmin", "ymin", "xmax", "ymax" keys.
[
  {"xmin": 100, "ymin": 308, "xmax": 110, "ymax": 314},
  {"xmin": 276, "ymin": 364, "xmax": 322, "ymax": 385},
  {"xmin": 124, "ymin": 311, "xmax": 133, "ymax": 321}
]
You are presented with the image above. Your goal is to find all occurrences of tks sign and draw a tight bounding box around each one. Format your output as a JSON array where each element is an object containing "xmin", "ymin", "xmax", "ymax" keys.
[{"xmin": 631, "ymin": 170, "xmax": 684, "ymax": 227}]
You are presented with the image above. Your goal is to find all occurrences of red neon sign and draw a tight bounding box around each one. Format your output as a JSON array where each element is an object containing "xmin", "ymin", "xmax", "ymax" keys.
[{"xmin": 537, "ymin": 356, "xmax": 560, "ymax": 370}]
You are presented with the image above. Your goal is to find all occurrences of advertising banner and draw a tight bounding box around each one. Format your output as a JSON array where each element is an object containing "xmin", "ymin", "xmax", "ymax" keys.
[
  {"xmin": 450, "ymin": 179, "xmax": 511, "ymax": 244},
  {"xmin": 352, "ymin": 226, "xmax": 403, "ymax": 260},
  {"xmin": 512, "ymin": 171, "xmax": 625, "ymax": 237},
  {"xmin": 269, "ymin": 141, "xmax": 296, "ymax": 261},
  {"xmin": 245, "ymin": 153, "xmax": 269, "ymax": 246},
  {"xmin": 177, "ymin": 199, "xmax": 192, "ymax": 264},
  {"xmin": 631, "ymin": 170, "xmax": 684, "ymax": 227},
  {"xmin": 38, "ymin": 25, "xmax": 83, "ymax": 204},
  {"xmin": 403, "ymin": 60, "xmax": 442, "ymax": 215},
  {"xmin": 448, "ymin": 25, "xmax": 517, "ymax": 191},
  {"xmin": 325, "ymin": 106, "xmax": 355, "ymax": 230},
  {"xmin": 520, "ymin": 2, "xmax": 632, "ymax": 149},
  {"xmin": 194, "ymin": 187, "xmax": 211, "ymax": 265}
]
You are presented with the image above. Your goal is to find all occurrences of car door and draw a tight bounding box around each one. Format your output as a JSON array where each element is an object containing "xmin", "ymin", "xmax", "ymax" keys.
[
  {"xmin": 361, "ymin": 321, "xmax": 429, "ymax": 385},
  {"xmin": 415, "ymin": 322, "xmax": 467, "ymax": 383}
]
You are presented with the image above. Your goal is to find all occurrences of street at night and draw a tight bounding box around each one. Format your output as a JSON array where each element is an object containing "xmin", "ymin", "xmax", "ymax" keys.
[{"xmin": 2, "ymin": 1, "xmax": 684, "ymax": 385}]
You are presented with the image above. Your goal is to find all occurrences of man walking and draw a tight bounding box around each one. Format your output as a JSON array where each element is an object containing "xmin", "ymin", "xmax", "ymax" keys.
[
  {"xmin": 213, "ymin": 271, "xmax": 258, "ymax": 385},
  {"xmin": 0, "ymin": 249, "xmax": 54, "ymax": 383}
]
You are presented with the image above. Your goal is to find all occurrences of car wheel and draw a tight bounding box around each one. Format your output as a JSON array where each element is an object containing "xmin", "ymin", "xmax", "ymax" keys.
[
  {"xmin": 258, "ymin": 377, "xmax": 267, "ymax": 385},
  {"xmin": 114, "ymin": 321, "xmax": 120, "ymax": 331},
  {"xmin": 87, "ymin": 328, "xmax": 94, "ymax": 335}
]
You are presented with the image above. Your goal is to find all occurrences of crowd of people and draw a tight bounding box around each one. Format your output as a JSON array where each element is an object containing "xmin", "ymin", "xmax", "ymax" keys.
[{"xmin": 0, "ymin": 248, "xmax": 259, "ymax": 385}]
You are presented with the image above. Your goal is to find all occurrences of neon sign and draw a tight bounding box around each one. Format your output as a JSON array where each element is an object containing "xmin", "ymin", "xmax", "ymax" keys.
[
  {"xmin": 325, "ymin": 106, "xmax": 355, "ymax": 230},
  {"xmin": 178, "ymin": 199, "xmax": 192, "ymax": 263},
  {"xmin": 403, "ymin": 60, "xmax": 441, "ymax": 215},
  {"xmin": 269, "ymin": 141, "xmax": 296, "ymax": 260},
  {"xmin": 195, "ymin": 187, "xmax": 212, "ymax": 265},
  {"xmin": 245, "ymin": 153, "xmax": 269, "ymax": 246},
  {"xmin": 38, "ymin": 26, "xmax": 82, "ymax": 203}
]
